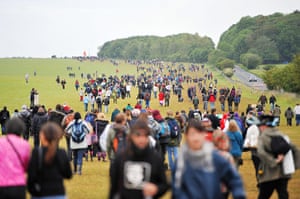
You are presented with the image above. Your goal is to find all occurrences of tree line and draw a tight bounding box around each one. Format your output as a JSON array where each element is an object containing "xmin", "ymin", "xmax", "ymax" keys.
[{"xmin": 98, "ymin": 33, "xmax": 215, "ymax": 63}]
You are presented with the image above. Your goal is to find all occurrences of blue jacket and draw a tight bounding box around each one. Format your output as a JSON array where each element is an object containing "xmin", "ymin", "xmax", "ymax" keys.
[
  {"xmin": 172, "ymin": 150, "xmax": 245, "ymax": 199},
  {"xmin": 227, "ymin": 131, "xmax": 243, "ymax": 157}
]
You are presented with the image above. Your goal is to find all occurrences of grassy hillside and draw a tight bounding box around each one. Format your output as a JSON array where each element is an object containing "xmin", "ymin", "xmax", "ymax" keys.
[{"xmin": 0, "ymin": 58, "xmax": 299, "ymax": 199}]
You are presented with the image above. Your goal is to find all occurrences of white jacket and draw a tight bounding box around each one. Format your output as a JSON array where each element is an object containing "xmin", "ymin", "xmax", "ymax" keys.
[{"xmin": 66, "ymin": 119, "xmax": 91, "ymax": 149}]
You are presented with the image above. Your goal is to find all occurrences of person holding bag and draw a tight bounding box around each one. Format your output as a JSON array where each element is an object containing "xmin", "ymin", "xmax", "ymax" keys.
[
  {"xmin": 0, "ymin": 118, "xmax": 31, "ymax": 199},
  {"xmin": 27, "ymin": 122, "xmax": 72, "ymax": 199}
]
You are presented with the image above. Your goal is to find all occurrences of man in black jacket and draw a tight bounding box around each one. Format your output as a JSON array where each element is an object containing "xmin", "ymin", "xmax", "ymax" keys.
[
  {"xmin": 109, "ymin": 119, "xmax": 169, "ymax": 199},
  {"xmin": 207, "ymin": 108, "xmax": 220, "ymax": 130},
  {"xmin": 0, "ymin": 106, "xmax": 10, "ymax": 135},
  {"xmin": 31, "ymin": 106, "xmax": 48, "ymax": 147}
]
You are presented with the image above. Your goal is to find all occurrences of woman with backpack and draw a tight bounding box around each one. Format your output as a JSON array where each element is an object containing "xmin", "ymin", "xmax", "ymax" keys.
[{"xmin": 65, "ymin": 112, "xmax": 91, "ymax": 175}]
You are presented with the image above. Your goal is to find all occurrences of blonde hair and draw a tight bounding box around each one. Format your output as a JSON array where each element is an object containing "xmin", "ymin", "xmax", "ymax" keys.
[{"xmin": 228, "ymin": 120, "xmax": 240, "ymax": 132}]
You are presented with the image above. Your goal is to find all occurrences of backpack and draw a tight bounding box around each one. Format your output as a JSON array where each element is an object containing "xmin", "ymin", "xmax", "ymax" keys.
[
  {"xmin": 193, "ymin": 110, "xmax": 202, "ymax": 120},
  {"xmin": 71, "ymin": 122, "xmax": 85, "ymax": 143},
  {"xmin": 96, "ymin": 97, "xmax": 101, "ymax": 104},
  {"xmin": 159, "ymin": 121, "xmax": 170, "ymax": 138},
  {"xmin": 167, "ymin": 119, "xmax": 180, "ymax": 138},
  {"xmin": 112, "ymin": 127, "xmax": 127, "ymax": 154},
  {"xmin": 270, "ymin": 135, "xmax": 291, "ymax": 157},
  {"xmin": 85, "ymin": 114, "xmax": 95, "ymax": 129}
]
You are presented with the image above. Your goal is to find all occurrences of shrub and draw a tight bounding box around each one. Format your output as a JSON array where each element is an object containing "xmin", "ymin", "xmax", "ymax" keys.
[
  {"xmin": 240, "ymin": 53, "xmax": 262, "ymax": 69},
  {"xmin": 223, "ymin": 68, "xmax": 234, "ymax": 78},
  {"xmin": 217, "ymin": 58, "xmax": 235, "ymax": 69}
]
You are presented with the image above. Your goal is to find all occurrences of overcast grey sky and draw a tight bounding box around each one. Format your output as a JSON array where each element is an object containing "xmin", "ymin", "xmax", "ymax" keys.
[{"xmin": 0, "ymin": 0, "xmax": 298, "ymax": 57}]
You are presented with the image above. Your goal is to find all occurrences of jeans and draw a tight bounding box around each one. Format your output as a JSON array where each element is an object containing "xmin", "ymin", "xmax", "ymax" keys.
[
  {"xmin": 270, "ymin": 103, "xmax": 275, "ymax": 112},
  {"xmin": 145, "ymin": 100, "xmax": 150, "ymax": 108},
  {"xmin": 221, "ymin": 103, "xmax": 225, "ymax": 112},
  {"xmin": 84, "ymin": 103, "xmax": 88, "ymax": 112},
  {"xmin": 1, "ymin": 125, "xmax": 6, "ymax": 135},
  {"xmin": 167, "ymin": 146, "xmax": 178, "ymax": 171},
  {"xmin": 203, "ymin": 101, "xmax": 208, "ymax": 111},
  {"xmin": 104, "ymin": 105, "xmax": 108, "ymax": 113},
  {"xmin": 296, "ymin": 114, "xmax": 300, "ymax": 126},
  {"xmin": 73, "ymin": 149, "xmax": 85, "ymax": 168},
  {"xmin": 210, "ymin": 102, "xmax": 215, "ymax": 110}
]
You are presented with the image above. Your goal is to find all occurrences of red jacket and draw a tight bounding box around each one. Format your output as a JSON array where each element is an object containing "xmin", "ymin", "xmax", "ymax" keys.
[{"xmin": 158, "ymin": 92, "xmax": 165, "ymax": 101}]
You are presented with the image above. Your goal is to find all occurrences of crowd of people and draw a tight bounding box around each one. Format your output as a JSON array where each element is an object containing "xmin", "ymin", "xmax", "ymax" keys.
[
  {"xmin": 0, "ymin": 98, "xmax": 299, "ymax": 198},
  {"xmin": 0, "ymin": 61, "xmax": 300, "ymax": 199}
]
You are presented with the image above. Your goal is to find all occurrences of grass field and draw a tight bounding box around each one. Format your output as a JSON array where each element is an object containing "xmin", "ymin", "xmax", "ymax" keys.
[{"xmin": 0, "ymin": 58, "xmax": 299, "ymax": 199}]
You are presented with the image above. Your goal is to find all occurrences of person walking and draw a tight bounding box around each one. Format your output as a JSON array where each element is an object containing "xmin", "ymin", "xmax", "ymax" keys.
[
  {"xmin": 284, "ymin": 107, "xmax": 294, "ymax": 126},
  {"xmin": 65, "ymin": 112, "xmax": 91, "ymax": 175},
  {"xmin": 0, "ymin": 118, "xmax": 31, "ymax": 199},
  {"xmin": 152, "ymin": 110, "xmax": 171, "ymax": 169},
  {"xmin": 192, "ymin": 95, "xmax": 200, "ymax": 110},
  {"xmin": 293, "ymin": 104, "xmax": 300, "ymax": 126},
  {"xmin": 165, "ymin": 110, "xmax": 181, "ymax": 172},
  {"xmin": 94, "ymin": 113, "xmax": 109, "ymax": 161},
  {"xmin": 109, "ymin": 119, "xmax": 169, "ymax": 199},
  {"xmin": 226, "ymin": 120, "xmax": 244, "ymax": 169},
  {"xmin": 27, "ymin": 122, "xmax": 72, "ymax": 198},
  {"xmin": 256, "ymin": 115, "xmax": 292, "ymax": 199},
  {"xmin": 17, "ymin": 105, "xmax": 31, "ymax": 140},
  {"xmin": 269, "ymin": 94, "xmax": 277, "ymax": 113},
  {"xmin": 273, "ymin": 104, "xmax": 281, "ymax": 126},
  {"xmin": 0, "ymin": 106, "xmax": 10, "ymax": 135},
  {"xmin": 83, "ymin": 94, "xmax": 89, "ymax": 112},
  {"xmin": 31, "ymin": 107, "xmax": 48, "ymax": 147},
  {"xmin": 106, "ymin": 113, "xmax": 128, "ymax": 166},
  {"xmin": 172, "ymin": 119, "xmax": 246, "ymax": 199}
]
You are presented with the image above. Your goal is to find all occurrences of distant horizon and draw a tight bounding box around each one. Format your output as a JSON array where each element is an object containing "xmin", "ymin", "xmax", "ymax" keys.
[{"xmin": 0, "ymin": 0, "xmax": 298, "ymax": 58}]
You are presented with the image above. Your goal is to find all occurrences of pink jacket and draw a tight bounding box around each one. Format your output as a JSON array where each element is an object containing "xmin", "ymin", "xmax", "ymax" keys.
[{"xmin": 0, "ymin": 135, "xmax": 31, "ymax": 187}]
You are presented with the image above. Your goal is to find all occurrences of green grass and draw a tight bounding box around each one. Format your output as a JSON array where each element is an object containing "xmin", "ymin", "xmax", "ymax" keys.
[{"xmin": 0, "ymin": 58, "xmax": 299, "ymax": 199}]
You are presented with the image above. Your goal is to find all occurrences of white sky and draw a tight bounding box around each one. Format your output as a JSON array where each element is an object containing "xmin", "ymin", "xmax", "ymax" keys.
[{"xmin": 0, "ymin": 0, "xmax": 298, "ymax": 58}]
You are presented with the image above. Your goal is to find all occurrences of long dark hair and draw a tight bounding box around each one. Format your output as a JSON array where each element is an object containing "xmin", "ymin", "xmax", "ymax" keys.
[
  {"xmin": 74, "ymin": 112, "xmax": 81, "ymax": 124},
  {"xmin": 40, "ymin": 122, "xmax": 63, "ymax": 164}
]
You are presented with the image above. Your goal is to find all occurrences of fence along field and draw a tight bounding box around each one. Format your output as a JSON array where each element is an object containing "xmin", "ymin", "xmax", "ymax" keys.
[{"xmin": 0, "ymin": 58, "xmax": 299, "ymax": 198}]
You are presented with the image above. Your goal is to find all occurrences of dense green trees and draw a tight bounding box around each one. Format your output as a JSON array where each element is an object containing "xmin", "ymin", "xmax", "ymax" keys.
[
  {"xmin": 218, "ymin": 11, "xmax": 300, "ymax": 66},
  {"xmin": 263, "ymin": 54, "xmax": 300, "ymax": 93},
  {"xmin": 97, "ymin": 11, "xmax": 299, "ymax": 70},
  {"xmin": 98, "ymin": 33, "xmax": 215, "ymax": 63}
]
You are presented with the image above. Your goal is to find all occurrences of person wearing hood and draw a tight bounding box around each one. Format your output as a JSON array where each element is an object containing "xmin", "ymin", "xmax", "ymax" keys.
[
  {"xmin": 172, "ymin": 119, "xmax": 246, "ymax": 199},
  {"xmin": 31, "ymin": 106, "xmax": 48, "ymax": 147},
  {"xmin": 109, "ymin": 119, "xmax": 169, "ymax": 199},
  {"xmin": 18, "ymin": 105, "xmax": 31, "ymax": 140}
]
